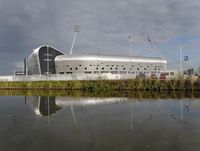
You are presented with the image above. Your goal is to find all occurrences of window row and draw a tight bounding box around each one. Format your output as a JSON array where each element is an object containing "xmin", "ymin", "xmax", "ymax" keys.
[
  {"xmin": 63, "ymin": 67, "xmax": 161, "ymax": 71},
  {"xmin": 65, "ymin": 64, "xmax": 163, "ymax": 68},
  {"xmin": 59, "ymin": 71, "xmax": 161, "ymax": 74}
]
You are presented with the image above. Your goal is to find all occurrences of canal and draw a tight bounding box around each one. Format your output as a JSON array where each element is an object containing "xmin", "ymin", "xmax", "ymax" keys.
[{"xmin": 0, "ymin": 92, "xmax": 200, "ymax": 151}]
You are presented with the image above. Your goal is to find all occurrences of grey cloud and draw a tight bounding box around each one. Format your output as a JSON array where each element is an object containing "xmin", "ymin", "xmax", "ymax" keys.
[{"xmin": 0, "ymin": 0, "xmax": 200, "ymax": 74}]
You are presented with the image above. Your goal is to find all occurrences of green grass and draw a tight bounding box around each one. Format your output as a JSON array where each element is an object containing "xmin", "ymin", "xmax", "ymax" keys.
[{"xmin": 0, "ymin": 78, "xmax": 200, "ymax": 92}]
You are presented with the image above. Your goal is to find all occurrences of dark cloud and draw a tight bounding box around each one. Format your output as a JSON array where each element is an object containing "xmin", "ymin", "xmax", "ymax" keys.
[{"xmin": 0, "ymin": 0, "xmax": 200, "ymax": 74}]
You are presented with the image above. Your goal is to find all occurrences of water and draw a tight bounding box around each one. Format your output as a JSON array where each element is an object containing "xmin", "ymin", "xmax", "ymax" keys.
[{"xmin": 0, "ymin": 94, "xmax": 200, "ymax": 151}]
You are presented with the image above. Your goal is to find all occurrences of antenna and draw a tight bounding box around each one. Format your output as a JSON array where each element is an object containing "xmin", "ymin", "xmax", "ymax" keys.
[{"xmin": 69, "ymin": 26, "xmax": 80, "ymax": 55}]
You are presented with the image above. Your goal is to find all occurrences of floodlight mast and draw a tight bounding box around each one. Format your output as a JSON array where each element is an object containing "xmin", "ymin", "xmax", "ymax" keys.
[
  {"xmin": 129, "ymin": 34, "xmax": 152, "ymax": 58},
  {"xmin": 69, "ymin": 26, "xmax": 80, "ymax": 55},
  {"xmin": 180, "ymin": 46, "xmax": 182, "ymax": 76}
]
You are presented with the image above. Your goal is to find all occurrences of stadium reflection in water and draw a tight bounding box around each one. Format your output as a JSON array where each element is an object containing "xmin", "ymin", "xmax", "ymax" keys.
[
  {"xmin": 26, "ymin": 96, "xmax": 194, "ymax": 131},
  {"xmin": 1, "ymin": 95, "xmax": 200, "ymax": 151},
  {"xmin": 26, "ymin": 96, "xmax": 127, "ymax": 116}
]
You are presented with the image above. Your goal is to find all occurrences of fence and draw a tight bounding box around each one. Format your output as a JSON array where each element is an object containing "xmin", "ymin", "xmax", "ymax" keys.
[
  {"xmin": 0, "ymin": 73, "xmax": 133, "ymax": 82},
  {"xmin": 0, "ymin": 71, "xmax": 181, "ymax": 82}
]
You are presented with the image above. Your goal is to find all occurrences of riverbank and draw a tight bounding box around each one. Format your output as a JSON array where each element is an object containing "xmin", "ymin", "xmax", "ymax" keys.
[
  {"xmin": 0, "ymin": 78, "xmax": 199, "ymax": 91},
  {"xmin": 0, "ymin": 90, "xmax": 200, "ymax": 99}
]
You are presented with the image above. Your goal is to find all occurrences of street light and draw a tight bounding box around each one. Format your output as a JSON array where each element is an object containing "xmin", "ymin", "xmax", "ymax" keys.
[
  {"xmin": 69, "ymin": 26, "xmax": 80, "ymax": 55},
  {"xmin": 184, "ymin": 55, "xmax": 189, "ymax": 75},
  {"xmin": 47, "ymin": 45, "xmax": 49, "ymax": 76},
  {"xmin": 128, "ymin": 34, "xmax": 152, "ymax": 76},
  {"xmin": 180, "ymin": 46, "xmax": 183, "ymax": 76}
]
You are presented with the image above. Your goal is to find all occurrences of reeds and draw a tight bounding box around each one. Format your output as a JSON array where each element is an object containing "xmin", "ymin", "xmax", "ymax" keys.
[{"xmin": 0, "ymin": 77, "xmax": 199, "ymax": 92}]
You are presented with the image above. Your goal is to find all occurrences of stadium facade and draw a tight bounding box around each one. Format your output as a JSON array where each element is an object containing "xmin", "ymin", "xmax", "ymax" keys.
[{"xmin": 26, "ymin": 45, "xmax": 167, "ymax": 79}]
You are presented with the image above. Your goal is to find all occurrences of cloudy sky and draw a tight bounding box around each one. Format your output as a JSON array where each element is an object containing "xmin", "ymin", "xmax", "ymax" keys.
[{"xmin": 0, "ymin": 0, "xmax": 200, "ymax": 74}]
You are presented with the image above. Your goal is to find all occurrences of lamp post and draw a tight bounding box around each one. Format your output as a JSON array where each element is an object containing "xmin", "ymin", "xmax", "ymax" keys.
[
  {"xmin": 69, "ymin": 26, "xmax": 80, "ymax": 55},
  {"xmin": 47, "ymin": 45, "xmax": 49, "ymax": 76},
  {"xmin": 128, "ymin": 34, "xmax": 151, "ymax": 77},
  {"xmin": 129, "ymin": 34, "xmax": 133, "ymax": 75},
  {"xmin": 129, "ymin": 34, "xmax": 133, "ymax": 57},
  {"xmin": 184, "ymin": 56, "xmax": 188, "ymax": 75},
  {"xmin": 179, "ymin": 46, "xmax": 182, "ymax": 76}
]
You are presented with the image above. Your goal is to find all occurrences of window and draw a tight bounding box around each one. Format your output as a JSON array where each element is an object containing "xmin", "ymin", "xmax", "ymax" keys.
[
  {"xmin": 79, "ymin": 65, "xmax": 82, "ymax": 67},
  {"xmin": 120, "ymin": 71, "xmax": 127, "ymax": 74},
  {"xmin": 137, "ymin": 68, "xmax": 139, "ymax": 70},
  {"xmin": 75, "ymin": 67, "xmax": 78, "ymax": 70},
  {"xmin": 67, "ymin": 65, "xmax": 69, "ymax": 67},
  {"xmin": 94, "ymin": 71, "xmax": 99, "ymax": 74},
  {"xmin": 85, "ymin": 67, "xmax": 87, "ymax": 70},
  {"xmin": 84, "ymin": 71, "xmax": 92, "ymax": 74},
  {"xmin": 111, "ymin": 71, "xmax": 118, "ymax": 74},
  {"xmin": 66, "ymin": 72, "xmax": 72, "ymax": 74},
  {"xmin": 96, "ymin": 67, "xmax": 99, "ymax": 70},
  {"xmin": 123, "ymin": 68, "xmax": 126, "ymax": 70},
  {"xmin": 102, "ymin": 67, "xmax": 104, "ymax": 70},
  {"xmin": 70, "ymin": 68, "xmax": 72, "ymax": 70},
  {"xmin": 110, "ymin": 67, "xmax": 112, "ymax": 70},
  {"xmin": 59, "ymin": 72, "xmax": 64, "ymax": 74}
]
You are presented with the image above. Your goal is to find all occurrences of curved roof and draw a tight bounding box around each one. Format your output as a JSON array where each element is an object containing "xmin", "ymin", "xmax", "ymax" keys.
[
  {"xmin": 28, "ymin": 45, "xmax": 64, "ymax": 58},
  {"xmin": 55, "ymin": 54, "xmax": 167, "ymax": 64}
]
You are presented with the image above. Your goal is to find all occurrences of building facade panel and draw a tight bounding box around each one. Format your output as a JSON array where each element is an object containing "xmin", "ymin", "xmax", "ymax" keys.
[
  {"xmin": 55, "ymin": 55, "xmax": 167, "ymax": 76},
  {"xmin": 27, "ymin": 46, "xmax": 64, "ymax": 75},
  {"xmin": 26, "ymin": 45, "xmax": 167, "ymax": 78}
]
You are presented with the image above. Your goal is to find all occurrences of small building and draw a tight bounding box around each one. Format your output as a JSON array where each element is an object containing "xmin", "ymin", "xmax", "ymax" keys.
[{"xmin": 160, "ymin": 70, "xmax": 179, "ymax": 79}]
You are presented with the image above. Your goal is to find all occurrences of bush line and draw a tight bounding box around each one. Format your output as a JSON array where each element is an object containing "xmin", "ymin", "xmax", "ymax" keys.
[{"xmin": 0, "ymin": 77, "xmax": 200, "ymax": 92}]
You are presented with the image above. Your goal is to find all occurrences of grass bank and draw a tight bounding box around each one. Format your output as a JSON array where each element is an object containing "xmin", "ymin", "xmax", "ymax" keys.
[
  {"xmin": 0, "ymin": 90, "xmax": 200, "ymax": 99},
  {"xmin": 0, "ymin": 78, "xmax": 200, "ymax": 92}
]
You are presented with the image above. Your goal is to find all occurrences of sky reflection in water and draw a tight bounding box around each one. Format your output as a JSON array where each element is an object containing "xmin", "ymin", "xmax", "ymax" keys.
[{"xmin": 0, "ymin": 96, "xmax": 200, "ymax": 151}]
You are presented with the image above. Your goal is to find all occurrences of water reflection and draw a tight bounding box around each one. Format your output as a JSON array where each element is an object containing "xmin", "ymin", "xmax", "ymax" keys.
[
  {"xmin": 27, "ymin": 96, "xmax": 127, "ymax": 116},
  {"xmin": 27, "ymin": 96, "xmax": 129, "ymax": 133},
  {"xmin": 26, "ymin": 96, "xmax": 195, "ymax": 130},
  {"xmin": 0, "ymin": 95, "xmax": 200, "ymax": 151},
  {"xmin": 27, "ymin": 96, "xmax": 61, "ymax": 116}
]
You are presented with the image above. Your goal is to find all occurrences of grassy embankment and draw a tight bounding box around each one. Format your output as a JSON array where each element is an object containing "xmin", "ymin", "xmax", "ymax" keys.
[
  {"xmin": 0, "ymin": 77, "xmax": 200, "ymax": 92},
  {"xmin": 0, "ymin": 90, "xmax": 200, "ymax": 99}
]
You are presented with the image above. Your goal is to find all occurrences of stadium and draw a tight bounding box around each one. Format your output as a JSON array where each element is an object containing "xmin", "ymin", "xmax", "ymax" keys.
[{"xmin": 25, "ymin": 45, "xmax": 168, "ymax": 80}]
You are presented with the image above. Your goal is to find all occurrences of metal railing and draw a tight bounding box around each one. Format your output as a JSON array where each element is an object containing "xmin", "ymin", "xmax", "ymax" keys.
[{"xmin": 0, "ymin": 73, "xmax": 126, "ymax": 82}]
